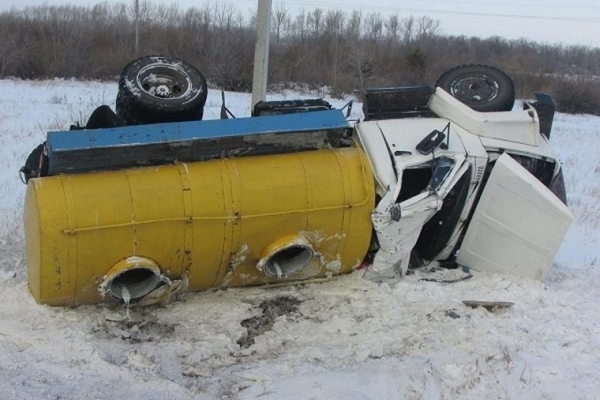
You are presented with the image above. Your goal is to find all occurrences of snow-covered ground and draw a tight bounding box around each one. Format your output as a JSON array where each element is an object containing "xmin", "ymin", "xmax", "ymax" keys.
[{"xmin": 0, "ymin": 79, "xmax": 599, "ymax": 400}]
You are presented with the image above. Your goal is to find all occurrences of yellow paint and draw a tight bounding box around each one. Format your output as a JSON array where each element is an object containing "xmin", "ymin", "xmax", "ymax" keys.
[{"xmin": 25, "ymin": 147, "xmax": 375, "ymax": 305}]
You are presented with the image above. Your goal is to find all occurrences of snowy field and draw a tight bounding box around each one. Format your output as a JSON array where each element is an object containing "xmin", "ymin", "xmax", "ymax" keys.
[{"xmin": 0, "ymin": 78, "xmax": 599, "ymax": 400}]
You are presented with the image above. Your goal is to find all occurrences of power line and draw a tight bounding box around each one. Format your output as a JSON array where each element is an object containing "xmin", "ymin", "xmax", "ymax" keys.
[
  {"xmin": 382, "ymin": 0, "xmax": 600, "ymax": 10},
  {"xmin": 275, "ymin": 0, "xmax": 600, "ymax": 24},
  {"xmin": 236, "ymin": 0, "xmax": 600, "ymax": 12}
]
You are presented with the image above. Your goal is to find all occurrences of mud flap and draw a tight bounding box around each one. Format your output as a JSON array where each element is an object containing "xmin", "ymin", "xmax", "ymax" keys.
[{"xmin": 457, "ymin": 153, "xmax": 573, "ymax": 280}]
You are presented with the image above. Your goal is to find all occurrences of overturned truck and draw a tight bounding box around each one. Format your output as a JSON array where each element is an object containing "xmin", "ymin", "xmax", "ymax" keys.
[{"xmin": 22, "ymin": 56, "xmax": 573, "ymax": 306}]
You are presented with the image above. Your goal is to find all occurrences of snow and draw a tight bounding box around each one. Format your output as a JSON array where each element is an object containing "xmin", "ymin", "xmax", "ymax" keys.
[{"xmin": 1, "ymin": 78, "xmax": 599, "ymax": 400}]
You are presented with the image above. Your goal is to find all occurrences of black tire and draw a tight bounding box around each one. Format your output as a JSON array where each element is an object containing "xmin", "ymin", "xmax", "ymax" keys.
[
  {"xmin": 116, "ymin": 55, "xmax": 208, "ymax": 125},
  {"xmin": 85, "ymin": 105, "xmax": 123, "ymax": 129},
  {"xmin": 20, "ymin": 143, "xmax": 48, "ymax": 183},
  {"xmin": 436, "ymin": 65, "xmax": 515, "ymax": 112}
]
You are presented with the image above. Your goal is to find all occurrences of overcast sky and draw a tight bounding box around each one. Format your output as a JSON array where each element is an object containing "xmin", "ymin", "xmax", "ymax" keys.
[{"xmin": 1, "ymin": 0, "xmax": 599, "ymax": 48}]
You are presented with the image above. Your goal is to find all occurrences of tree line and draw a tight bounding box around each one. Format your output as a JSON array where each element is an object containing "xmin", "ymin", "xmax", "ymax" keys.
[{"xmin": 1, "ymin": 1, "xmax": 599, "ymax": 114}]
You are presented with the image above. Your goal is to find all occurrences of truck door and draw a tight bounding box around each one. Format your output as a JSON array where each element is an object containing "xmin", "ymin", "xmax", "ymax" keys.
[{"xmin": 456, "ymin": 153, "xmax": 573, "ymax": 280}]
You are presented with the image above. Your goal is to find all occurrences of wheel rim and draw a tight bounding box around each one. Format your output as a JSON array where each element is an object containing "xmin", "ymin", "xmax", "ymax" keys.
[
  {"xmin": 136, "ymin": 63, "xmax": 193, "ymax": 100},
  {"xmin": 449, "ymin": 75, "xmax": 499, "ymax": 105}
]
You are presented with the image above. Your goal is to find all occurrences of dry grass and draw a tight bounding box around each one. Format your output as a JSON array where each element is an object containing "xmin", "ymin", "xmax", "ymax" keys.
[{"xmin": 550, "ymin": 76, "xmax": 600, "ymax": 116}]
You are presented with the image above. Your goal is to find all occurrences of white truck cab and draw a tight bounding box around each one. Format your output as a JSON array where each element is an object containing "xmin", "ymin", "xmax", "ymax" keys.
[{"xmin": 355, "ymin": 87, "xmax": 572, "ymax": 280}]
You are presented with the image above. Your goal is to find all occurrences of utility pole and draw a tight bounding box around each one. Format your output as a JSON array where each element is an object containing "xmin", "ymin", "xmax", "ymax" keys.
[
  {"xmin": 134, "ymin": 0, "xmax": 139, "ymax": 55},
  {"xmin": 251, "ymin": 0, "xmax": 272, "ymax": 109}
]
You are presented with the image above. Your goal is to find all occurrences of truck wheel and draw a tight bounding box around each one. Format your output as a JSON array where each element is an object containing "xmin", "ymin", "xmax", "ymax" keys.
[
  {"xmin": 436, "ymin": 65, "xmax": 515, "ymax": 112},
  {"xmin": 116, "ymin": 55, "xmax": 208, "ymax": 125},
  {"xmin": 20, "ymin": 143, "xmax": 48, "ymax": 183}
]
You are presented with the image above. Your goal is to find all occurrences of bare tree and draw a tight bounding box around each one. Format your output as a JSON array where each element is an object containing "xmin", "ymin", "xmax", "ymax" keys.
[
  {"xmin": 401, "ymin": 16, "xmax": 415, "ymax": 45},
  {"xmin": 415, "ymin": 16, "xmax": 440, "ymax": 41},
  {"xmin": 365, "ymin": 12, "xmax": 383, "ymax": 41},
  {"xmin": 324, "ymin": 10, "xmax": 345, "ymax": 90},
  {"xmin": 308, "ymin": 8, "xmax": 323, "ymax": 40},
  {"xmin": 293, "ymin": 9, "xmax": 307, "ymax": 42},
  {"xmin": 346, "ymin": 10, "xmax": 362, "ymax": 39},
  {"xmin": 213, "ymin": 2, "xmax": 238, "ymax": 31},
  {"xmin": 0, "ymin": 15, "xmax": 26, "ymax": 76},
  {"xmin": 272, "ymin": 3, "xmax": 289, "ymax": 44},
  {"xmin": 385, "ymin": 14, "xmax": 399, "ymax": 42}
]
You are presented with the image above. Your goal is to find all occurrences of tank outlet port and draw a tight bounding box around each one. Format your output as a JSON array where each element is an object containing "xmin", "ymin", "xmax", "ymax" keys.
[
  {"xmin": 258, "ymin": 237, "xmax": 316, "ymax": 278},
  {"xmin": 98, "ymin": 257, "xmax": 162, "ymax": 303}
]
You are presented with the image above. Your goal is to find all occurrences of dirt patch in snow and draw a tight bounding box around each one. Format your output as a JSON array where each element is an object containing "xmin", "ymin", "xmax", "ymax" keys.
[
  {"xmin": 91, "ymin": 311, "xmax": 178, "ymax": 343},
  {"xmin": 237, "ymin": 295, "xmax": 302, "ymax": 348}
]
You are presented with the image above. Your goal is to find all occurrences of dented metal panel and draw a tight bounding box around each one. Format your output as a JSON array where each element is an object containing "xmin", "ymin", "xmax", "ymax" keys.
[{"xmin": 356, "ymin": 117, "xmax": 474, "ymax": 279}]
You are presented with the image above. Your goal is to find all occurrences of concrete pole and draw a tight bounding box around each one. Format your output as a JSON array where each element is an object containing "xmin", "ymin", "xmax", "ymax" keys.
[
  {"xmin": 251, "ymin": 0, "xmax": 272, "ymax": 110},
  {"xmin": 134, "ymin": 0, "xmax": 139, "ymax": 55}
]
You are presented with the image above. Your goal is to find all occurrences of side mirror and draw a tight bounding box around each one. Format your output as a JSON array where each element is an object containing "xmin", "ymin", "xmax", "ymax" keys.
[
  {"xmin": 416, "ymin": 130, "xmax": 446, "ymax": 155},
  {"xmin": 220, "ymin": 90, "xmax": 236, "ymax": 119},
  {"xmin": 528, "ymin": 93, "xmax": 555, "ymax": 139},
  {"xmin": 341, "ymin": 100, "xmax": 354, "ymax": 118}
]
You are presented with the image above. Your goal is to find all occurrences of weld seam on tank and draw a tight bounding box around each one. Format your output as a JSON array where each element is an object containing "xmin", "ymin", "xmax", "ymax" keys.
[
  {"xmin": 60, "ymin": 198, "xmax": 371, "ymax": 235},
  {"xmin": 330, "ymin": 147, "xmax": 353, "ymax": 261}
]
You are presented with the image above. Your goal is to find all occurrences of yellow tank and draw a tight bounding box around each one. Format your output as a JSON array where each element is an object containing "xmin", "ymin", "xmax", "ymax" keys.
[{"xmin": 25, "ymin": 147, "xmax": 375, "ymax": 306}]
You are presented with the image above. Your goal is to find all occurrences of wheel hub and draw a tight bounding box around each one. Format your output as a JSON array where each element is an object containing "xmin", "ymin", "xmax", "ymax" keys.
[
  {"xmin": 451, "ymin": 76, "xmax": 498, "ymax": 104},
  {"xmin": 137, "ymin": 64, "xmax": 192, "ymax": 100},
  {"xmin": 153, "ymin": 85, "xmax": 171, "ymax": 98}
]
